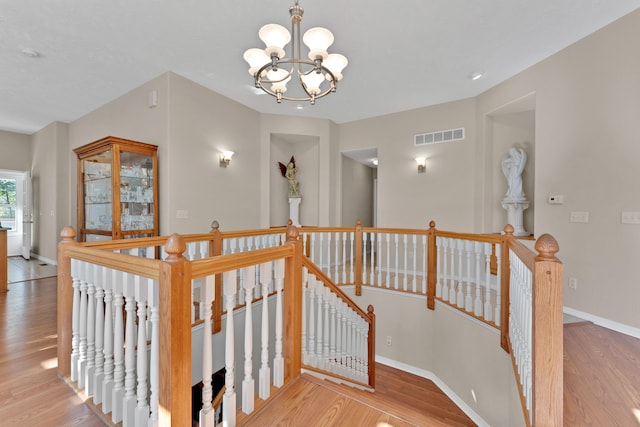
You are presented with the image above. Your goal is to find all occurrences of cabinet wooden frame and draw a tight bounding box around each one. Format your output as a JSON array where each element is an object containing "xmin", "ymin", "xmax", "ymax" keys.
[{"xmin": 74, "ymin": 136, "xmax": 159, "ymax": 242}]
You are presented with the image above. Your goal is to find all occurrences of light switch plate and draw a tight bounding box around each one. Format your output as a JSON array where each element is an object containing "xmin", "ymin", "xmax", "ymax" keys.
[{"xmin": 570, "ymin": 211, "xmax": 589, "ymax": 223}]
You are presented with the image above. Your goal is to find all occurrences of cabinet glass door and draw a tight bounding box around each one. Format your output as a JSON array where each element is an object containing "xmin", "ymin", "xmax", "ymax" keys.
[
  {"xmin": 83, "ymin": 150, "xmax": 113, "ymax": 237},
  {"xmin": 119, "ymin": 150, "xmax": 154, "ymax": 234}
]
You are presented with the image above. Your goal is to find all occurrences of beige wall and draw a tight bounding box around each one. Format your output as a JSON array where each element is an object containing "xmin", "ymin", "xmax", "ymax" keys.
[
  {"xmin": 339, "ymin": 98, "xmax": 477, "ymax": 231},
  {"xmin": 0, "ymin": 131, "xmax": 31, "ymax": 170},
  {"xmin": 166, "ymin": 74, "xmax": 261, "ymax": 232},
  {"xmin": 31, "ymin": 121, "xmax": 69, "ymax": 261},
  {"xmin": 476, "ymin": 9, "xmax": 640, "ymax": 328},
  {"xmin": 344, "ymin": 287, "xmax": 523, "ymax": 427}
]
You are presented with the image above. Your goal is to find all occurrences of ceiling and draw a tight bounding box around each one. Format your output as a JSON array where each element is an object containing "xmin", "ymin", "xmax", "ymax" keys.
[{"xmin": 1, "ymin": 0, "xmax": 638, "ymax": 135}]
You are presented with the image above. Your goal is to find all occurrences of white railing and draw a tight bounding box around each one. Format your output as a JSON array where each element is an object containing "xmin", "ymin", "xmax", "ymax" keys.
[
  {"xmin": 301, "ymin": 262, "xmax": 374, "ymax": 388},
  {"xmin": 69, "ymin": 258, "xmax": 161, "ymax": 426},
  {"xmin": 59, "ymin": 221, "xmax": 562, "ymax": 426},
  {"xmin": 436, "ymin": 236, "xmax": 501, "ymax": 325}
]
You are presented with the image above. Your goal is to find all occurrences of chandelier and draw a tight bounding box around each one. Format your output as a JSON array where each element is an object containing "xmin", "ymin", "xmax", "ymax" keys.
[{"xmin": 243, "ymin": 1, "xmax": 347, "ymax": 105}]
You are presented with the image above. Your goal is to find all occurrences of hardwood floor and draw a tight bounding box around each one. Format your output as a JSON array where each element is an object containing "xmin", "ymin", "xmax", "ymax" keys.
[
  {"xmin": 239, "ymin": 365, "xmax": 475, "ymax": 427},
  {"xmin": 563, "ymin": 322, "xmax": 640, "ymax": 426},
  {"xmin": 0, "ymin": 277, "xmax": 105, "ymax": 426},
  {"xmin": 2, "ymin": 260, "xmax": 640, "ymax": 426}
]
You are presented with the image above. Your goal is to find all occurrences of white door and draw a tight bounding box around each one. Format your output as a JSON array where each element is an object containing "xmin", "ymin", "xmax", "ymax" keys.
[{"xmin": 21, "ymin": 171, "xmax": 32, "ymax": 259}]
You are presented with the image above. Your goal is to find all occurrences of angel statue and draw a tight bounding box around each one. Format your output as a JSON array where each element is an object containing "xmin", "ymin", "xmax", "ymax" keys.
[
  {"xmin": 278, "ymin": 156, "xmax": 300, "ymax": 198},
  {"xmin": 502, "ymin": 147, "xmax": 527, "ymax": 201}
]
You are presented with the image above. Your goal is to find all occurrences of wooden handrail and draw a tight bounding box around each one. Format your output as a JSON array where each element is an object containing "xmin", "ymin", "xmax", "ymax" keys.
[{"xmin": 56, "ymin": 219, "xmax": 561, "ymax": 426}]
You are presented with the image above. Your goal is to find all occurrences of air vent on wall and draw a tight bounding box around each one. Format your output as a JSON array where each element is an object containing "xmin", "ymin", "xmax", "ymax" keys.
[{"xmin": 414, "ymin": 127, "xmax": 465, "ymax": 146}]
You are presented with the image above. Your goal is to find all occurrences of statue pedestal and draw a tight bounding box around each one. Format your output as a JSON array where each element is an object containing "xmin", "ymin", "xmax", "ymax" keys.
[
  {"xmin": 502, "ymin": 199, "xmax": 530, "ymax": 236},
  {"xmin": 289, "ymin": 197, "xmax": 301, "ymax": 227}
]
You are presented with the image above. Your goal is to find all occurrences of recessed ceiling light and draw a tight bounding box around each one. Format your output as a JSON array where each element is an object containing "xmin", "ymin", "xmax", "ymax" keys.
[
  {"xmin": 470, "ymin": 72, "xmax": 483, "ymax": 81},
  {"xmin": 21, "ymin": 48, "xmax": 41, "ymax": 58},
  {"xmin": 295, "ymin": 104, "xmax": 304, "ymax": 110}
]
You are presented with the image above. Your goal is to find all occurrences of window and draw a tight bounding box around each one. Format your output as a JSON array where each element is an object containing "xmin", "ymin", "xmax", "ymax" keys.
[{"xmin": 0, "ymin": 178, "xmax": 17, "ymax": 232}]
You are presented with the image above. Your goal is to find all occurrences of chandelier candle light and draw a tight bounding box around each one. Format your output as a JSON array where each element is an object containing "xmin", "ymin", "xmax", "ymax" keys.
[{"xmin": 243, "ymin": 0, "xmax": 347, "ymax": 104}]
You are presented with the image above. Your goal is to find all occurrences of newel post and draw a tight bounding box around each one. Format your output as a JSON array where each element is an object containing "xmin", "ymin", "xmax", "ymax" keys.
[
  {"xmin": 57, "ymin": 226, "xmax": 78, "ymax": 378},
  {"xmin": 500, "ymin": 224, "xmax": 514, "ymax": 351},
  {"xmin": 209, "ymin": 220, "xmax": 223, "ymax": 333},
  {"xmin": 532, "ymin": 234, "xmax": 563, "ymax": 427},
  {"xmin": 354, "ymin": 220, "xmax": 363, "ymax": 295},
  {"xmin": 426, "ymin": 220, "xmax": 437, "ymax": 309},
  {"xmin": 283, "ymin": 220, "xmax": 303, "ymax": 383},
  {"xmin": 158, "ymin": 234, "xmax": 191, "ymax": 426}
]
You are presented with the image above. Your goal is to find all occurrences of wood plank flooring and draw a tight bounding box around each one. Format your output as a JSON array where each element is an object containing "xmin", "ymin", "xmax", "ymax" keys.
[
  {"xmin": 239, "ymin": 365, "xmax": 475, "ymax": 427},
  {"xmin": 563, "ymin": 322, "xmax": 640, "ymax": 426},
  {"xmin": 2, "ymin": 258, "xmax": 640, "ymax": 426},
  {"xmin": 0, "ymin": 277, "xmax": 105, "ymax": 426}
]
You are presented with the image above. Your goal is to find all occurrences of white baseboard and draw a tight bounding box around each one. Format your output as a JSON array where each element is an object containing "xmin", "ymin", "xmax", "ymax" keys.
[
  {"xmin": 563, "ymin": 306, "xmax": 640, "ymax": 339},
  {"xmin": 375, "ymin": 355, "xmax": 489, "ymax": 427},
  {"xmin": 31, "ymin": 253, "xmax": 58, "ymax": 266}
]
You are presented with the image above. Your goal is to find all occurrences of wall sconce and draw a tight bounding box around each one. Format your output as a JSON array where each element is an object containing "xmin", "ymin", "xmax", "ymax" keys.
[
  {"xmin": 415, "ymin": 157, "xmax": 426, "ymax": 173},
  {"xmin": 219, "ymin": 151, "xmax": 234, "ymax": 168}
]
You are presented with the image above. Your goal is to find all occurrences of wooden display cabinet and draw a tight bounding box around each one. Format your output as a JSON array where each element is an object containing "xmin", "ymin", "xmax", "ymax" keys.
[{"xmin": 74, "ymin": 136, "xmax": 158, "ymax": 242}]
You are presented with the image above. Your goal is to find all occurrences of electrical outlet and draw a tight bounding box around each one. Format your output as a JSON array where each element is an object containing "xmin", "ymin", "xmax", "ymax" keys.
[
  {"xmin": 568, "ymin": 277, "xmax": 577, "ymax": 289},
  {"xmin": 386, "ymin": 336, "xmax": 392, "ymax": 346},
  {"xmin": 547, "ymin": 195, "xmax": 565, "ymax": 204}
]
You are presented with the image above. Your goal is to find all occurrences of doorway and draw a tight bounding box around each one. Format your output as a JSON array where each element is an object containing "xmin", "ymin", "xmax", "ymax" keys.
[
  {"xmin": 0, "ymin": 170, "xmax": 31, "ymax": 257},
  {"xmin": 340, "ymin": 148, "xmax": 377, "ymax": 227}
]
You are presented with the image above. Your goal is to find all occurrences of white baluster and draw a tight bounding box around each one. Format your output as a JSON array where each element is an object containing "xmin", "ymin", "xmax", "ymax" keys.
[
  {"xmin": 448, "ymin": 239, "xmax": 456, "ymax": 302},
  {"xmin": 465, "ymin": 240, "xmax": 473, "ymax": 312},
  {"xmin": 318, "ymin": 233, "xmax": 324, "ymax": 272},
  {"xmin": 473, "ymin": 243, "xmax": 482, "ymax": 316},
  {"xmin": 385, "ymin": 233, "xmax": 391, "ymax": 287},
  {"xmin": 134, "ymin": 277, "xmax": 149, "ymax": 426},
  {"xmin": 422, "ymin": 234, "xmax": 427, "ymax": 294},
  {"xmin": 301, "ymin": 268, "xmax": 308, "ymax": 366},
  {"xmin": 326, "ymin": 233, "xmax": 332, "ymax": 278},
  {"xmin": 323, "ymin": 287, "xmax": 330, "ymax": 365},
  {"xmin": 102, "ymin": 268, "xmax": 114, "ymax": 414},
  {"xmin": 199, "ymin": 275, "xmax": 216, "ymax": 426},
  {"xmin": 362, "ymin": 232, "xmax": 368, "ymax": 284},
  {"xmin": 474, "ymin": 242, "xmax": 483, "ymax": 316},
  {"xmin": 394, "ymin": 234, "xmax": 399, "ymax": 289},
  {"xmin": 77, "ymin": 262, "xmax": 88, "ymax": 389},
  {"xmin": 484, "ymin": 242, "xmax": 493, "ymax": 322},
  {"xmin": 84, "ymin": 264, "xmax": 97, "ymax": 396},
  {"xmin": 403, "ymin": 234, "xmax": 408, "ymax": 291},
  {"xmin": 310, "ymin": 232, "xmax": 316, "ymax": 264},
  {"xmin": 376, "ymin": 233, "xmax": 383, "ymax": 286},
  {"xmin": 122, "ymin": 274, "xmax": 137, "ymax": 427},
  {"xmin": 441, "ymin": 238, "xmax": 449, "ymax": 299},
  {"xmin": 435, "ymin": 237, "xmax": 442, "ymax": 298},
  {"xmin": 259, "ymin": 262, "xmax": 272, "ymax": 400},
  {"xmin": 93, "ymin": 266, "xmax": 105, "ymax": 403},
  {"xmin": 412, "ymin": 235, "xmax": 418, "ymax": 292},
  {"xmin": 70, "ymin": 259, "xmax": 81, "ymax": 382},
  {"xmin": 456, "ymin": 239, "xmax": 465, "ymax": 307},
  {"xmin": 316, "ymin": 279, "xmax": 324, "ymax": 369},
  {"xmin": 148, "ymin": 280, "xmax": 160, "ymax": 427},
  {"xmin": 333, "ymin": 231, "xmax": 344, "ymax": 283},
  {"xmin": 242, "ymin": 265, "xmax": 256, "ymax": 414},
  {"xmin": 368, "ymin": 232, "xmax": 375, "ymax": 285},
  {"xmin": 273, "ymin": 259, "xmax": 285, "ymax": 387},
  {"xmin": 349, "ymin": 231, "xmax": 355, "ymax": 284},
  {"xmin": 341, "ymin": 232, "xmax": 347, "ymax": 284},
  {"xmin": 222, "ymin": 270, "xmax": 237, "ymax": 427},
  {"xmin": 111, "ymin": 271, "xmax": 125, "ymax": 423},
  {"xmin": 307, "ymin": 275, "xmax": 316, "ymax": 367},
  {"xmin": 329, "ymin": 292, "xmax": 337, "ymax": 372}
]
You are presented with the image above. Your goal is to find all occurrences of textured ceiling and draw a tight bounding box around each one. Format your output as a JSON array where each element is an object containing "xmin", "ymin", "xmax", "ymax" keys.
[{"xmin": 1, "ymin": 0, "xmax": 638, "ymax": 134}]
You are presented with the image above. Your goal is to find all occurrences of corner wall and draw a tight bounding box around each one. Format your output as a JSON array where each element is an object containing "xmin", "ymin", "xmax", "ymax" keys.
[{"xmin": 476, "ymin": 9, "xmax": 640, "ymax": 328}]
